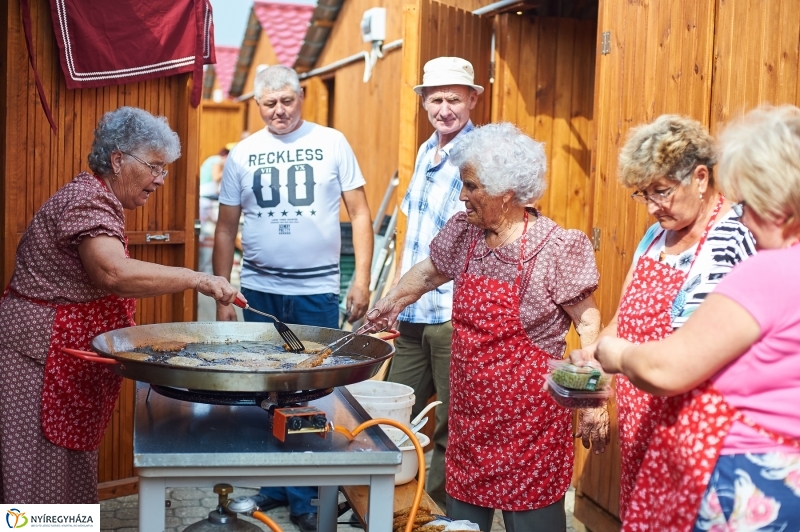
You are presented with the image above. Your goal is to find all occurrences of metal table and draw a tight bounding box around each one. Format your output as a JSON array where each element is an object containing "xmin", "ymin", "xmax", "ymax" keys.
[{"xmin": 133, "ymin": 383, "xmax": 401, "ymax": 532}]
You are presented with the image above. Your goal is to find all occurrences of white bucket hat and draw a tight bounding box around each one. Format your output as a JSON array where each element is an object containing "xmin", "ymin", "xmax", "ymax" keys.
[{"xmin": 413, "ymin": 57, "xmax": 484, "ymax": 96}]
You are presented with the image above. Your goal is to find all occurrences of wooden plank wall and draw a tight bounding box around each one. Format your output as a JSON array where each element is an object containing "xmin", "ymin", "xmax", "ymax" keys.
[
  {"xmin": 243, "ymin": 30, "xmax": 280, "ymax": 134},
  {"xmin": 396, "ymin": 0, "xmax": 493, "ymax": 250},
  {"xmin": 312, "ymin": 0, "xmax": 407, "ymax": 222},
  {"xmin": 198, "ymin": 101, "xmax": 246, "ymax": 165},
  {"xmin": 3, "ymin": 0, "xmax": 200, "ymax": 489},
  {"xmin": 709, "ymin": 0, "xmax": 800, "ymax": 132},
  {"xmin": 492, "ymin": 14, "xmax": 596, "ymax": 355}
]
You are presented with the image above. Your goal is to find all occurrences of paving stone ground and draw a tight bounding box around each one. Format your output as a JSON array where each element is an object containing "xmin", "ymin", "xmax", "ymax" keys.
[{"xmin": 99, "ymin": 484, "xmax": 585, "ymax": 532}]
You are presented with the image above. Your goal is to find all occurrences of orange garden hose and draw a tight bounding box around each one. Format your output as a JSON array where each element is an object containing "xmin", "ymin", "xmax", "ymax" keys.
[
  {"xmin": 248, "ymin": 418, "xmax": 427, "ymax": 532},
  {"xmin": 335, "ymin": 418, "xmax": 426, "ymax": 532},
  {"xmin": 251, "ymin": 510, "xmax": 283, "ymax": 531}
]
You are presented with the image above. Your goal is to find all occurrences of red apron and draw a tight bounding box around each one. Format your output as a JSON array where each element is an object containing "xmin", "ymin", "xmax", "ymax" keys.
[
  {"xmin": 623, "ymin": 384, "xmax": 800, "ymax": 531},
  {"xmin": 615, "ymin": 196, "xmax": 723, "ymax": 519},
  {"xmin": 446, "ymin": 213, "xmax": 572, "ymax": 511}
]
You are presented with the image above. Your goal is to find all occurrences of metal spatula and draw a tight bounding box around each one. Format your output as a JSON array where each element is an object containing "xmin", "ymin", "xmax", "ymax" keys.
[{"xmin": 234, "ymin": 295, "xmax": 305, "ymax": 352}]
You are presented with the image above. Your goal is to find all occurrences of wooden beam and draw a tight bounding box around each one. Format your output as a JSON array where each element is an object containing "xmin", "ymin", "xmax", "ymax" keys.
[
  {"xmin": 395, "ymin": 2, "xmax": 423, "ymax": 257},
  {"xmin": 98, "ymin": 477, "xmax": 139, "ymax": 501},
  {"xmin": 573, "ymin": 492, "xmax": 621, "ymax": 532}
]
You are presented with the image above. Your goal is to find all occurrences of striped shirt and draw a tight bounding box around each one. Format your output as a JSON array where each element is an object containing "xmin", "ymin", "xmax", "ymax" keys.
[
  {"xmin": 633, "ymin": 209, "xmax": 757, "ymax": 329},
  {"xmin": 398, "ymin": 122, "xmax": 474, "ymax": 324}
]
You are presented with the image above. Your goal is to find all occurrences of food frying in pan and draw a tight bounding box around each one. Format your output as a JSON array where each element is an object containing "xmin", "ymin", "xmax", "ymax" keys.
[
  {"xmin": 149, "ymin": 341, "xmax": 188, "ymax": 352},
  {"xmin": 123, "ymin": 340, "xmax": 369, "ymax": 372}
]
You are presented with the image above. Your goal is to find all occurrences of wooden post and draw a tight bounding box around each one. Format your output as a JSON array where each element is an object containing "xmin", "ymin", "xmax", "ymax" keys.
[{"xmin": 395, "ymin": 2, "xmax": 423, "ymax": 258}]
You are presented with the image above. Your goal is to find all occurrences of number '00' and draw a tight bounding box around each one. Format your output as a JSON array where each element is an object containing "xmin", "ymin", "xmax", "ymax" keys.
[{"xmin": 252, "ymin": 165, "xmax": 315, "ymax": 208}]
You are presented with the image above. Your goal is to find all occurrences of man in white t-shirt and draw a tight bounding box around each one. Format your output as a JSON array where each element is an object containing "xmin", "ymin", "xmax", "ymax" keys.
[{"xmin": 212, "ymin": 65, "xmax": 373, "ymax": 532}]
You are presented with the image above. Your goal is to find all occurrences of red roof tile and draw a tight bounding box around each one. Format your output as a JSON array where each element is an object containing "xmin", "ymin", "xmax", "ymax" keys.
[
  {"xmin": 213, "ymin": 45, "xmax": 240, "ymax": 98},
  {"xmin": 253, "ymin": 1, "xmax": 315, "ymax": 67}
]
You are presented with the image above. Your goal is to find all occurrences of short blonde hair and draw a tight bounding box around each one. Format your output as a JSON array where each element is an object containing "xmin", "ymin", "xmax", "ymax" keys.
[
  {"xmin": 618, "ymin": 114, "xmax": 716, "ymax": 189},
  {"xmin": 717, "ymin": 105, "xmax": 800, "ymax": 232}
]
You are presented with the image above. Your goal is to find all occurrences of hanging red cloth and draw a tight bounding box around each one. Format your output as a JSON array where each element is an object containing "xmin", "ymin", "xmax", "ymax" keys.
[{"xmin": 18, "ymin": 0, "xmax": 215, "ymax": 132}]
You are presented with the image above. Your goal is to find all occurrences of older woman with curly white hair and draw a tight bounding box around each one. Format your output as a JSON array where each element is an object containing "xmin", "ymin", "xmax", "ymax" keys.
[{"xmin": 367, "ymin": 122, "xmax": 601, "ymax": 531}]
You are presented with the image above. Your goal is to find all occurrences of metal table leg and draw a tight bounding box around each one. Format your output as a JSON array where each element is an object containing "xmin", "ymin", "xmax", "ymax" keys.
[
  {"xmin": 317, "ymin": 485, "xmax": 338, "ymax": 532},
  {"xmin": 366, "ymin": 474, "xmax": 395, "ymax": 532},
  {"xmin": 138, "ymin": 476, "xmax": 167, "ymax": 532}
]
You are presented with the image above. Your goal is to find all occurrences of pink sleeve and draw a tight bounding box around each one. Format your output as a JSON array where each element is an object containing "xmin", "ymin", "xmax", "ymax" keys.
[
  {"xmin": 553, "ymin": 229, "xmax": 600, "ymax": 306},
  {"xmin": 58, "ymin": 192, "xmax": 126, "ymax": 248},
  {"xmin": 713, "ymin": 251, "xmax": 785, "ymax": 333},
  {"xmin": 429, "ymin": 212, "xmax": 475, "ymax": 280}
]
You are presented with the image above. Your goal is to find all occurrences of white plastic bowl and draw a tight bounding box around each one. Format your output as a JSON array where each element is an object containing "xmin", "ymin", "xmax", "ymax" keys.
[
  {"xmin": 346, "ymin": 381, "xmax": 416, "ymax": 428},
  {"xmin": 381, "ymin": 426, "xmax": 431, "ymax": 485}
]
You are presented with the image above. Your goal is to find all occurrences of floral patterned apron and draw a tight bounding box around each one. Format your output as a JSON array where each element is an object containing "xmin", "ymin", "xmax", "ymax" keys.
[
  {"xmin": 615, "ymin": 195, "xmax": 723, "ymax": 519},
  {"xmin": 4, "ymin": 175, "xmax": 137, "ymax": 451},
  {"xmin": 623, "ymin": 383, "xmax": 800, "ymax": 532},
  {"xmin": 446, "ymin": 213, "xmax": 572, "ymax": 511}
]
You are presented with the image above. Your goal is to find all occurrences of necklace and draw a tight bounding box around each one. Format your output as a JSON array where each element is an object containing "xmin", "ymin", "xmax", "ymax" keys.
[{"xmin": 487, "ymin": 221, "xmax": 523, "ymax": 249}]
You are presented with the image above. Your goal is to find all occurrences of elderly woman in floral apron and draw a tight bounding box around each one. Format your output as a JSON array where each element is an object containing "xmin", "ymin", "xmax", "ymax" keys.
[
  {"xmin": 367, "ymin": 123, "xmax": 601, "ymax": 531},
  {"xmin": 0, "ymin": 107, "xmax": 242, "ymax": 503},
  {"xmin": 570, "ymin": 115, "xmax": 756, "ymax": 519},
  {"xmin": 590, "ymin": 105, "xmax": 800, "ymax": 531}
]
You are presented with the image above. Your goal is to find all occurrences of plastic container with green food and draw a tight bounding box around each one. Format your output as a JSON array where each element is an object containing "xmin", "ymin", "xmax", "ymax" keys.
[
  {"xmin": 547, "ymin": 359, "xmax": 610, "ymax": 391},
  {"xmin": 545, "ymin": 375, "xmax": 613, "ymax": 409}
]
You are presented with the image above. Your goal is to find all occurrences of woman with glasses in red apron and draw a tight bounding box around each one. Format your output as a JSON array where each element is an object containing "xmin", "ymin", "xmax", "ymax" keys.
[
  {"xmin": 569, "ymin": 115, "xmax": 756, "ymax": 520},
  {"xmin": 592, "ymin": 105, "xmax": 800, "ymax": 531},
  {"xmin": 367, "ymin": 123, "xmax": 601, "ymax": 531},
  {"xmin": 0, "ymin": 107, "xmax": 242, "ymax": 504}
]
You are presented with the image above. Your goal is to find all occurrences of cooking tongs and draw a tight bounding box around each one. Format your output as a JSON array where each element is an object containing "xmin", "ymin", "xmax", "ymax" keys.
[
  {"xmin": 326, "ymin": 309, "xmax": 386, "ymax": 356},
  {"xmin": 234, "ymin": 295, "xmax": 305, "ymax": 352}
]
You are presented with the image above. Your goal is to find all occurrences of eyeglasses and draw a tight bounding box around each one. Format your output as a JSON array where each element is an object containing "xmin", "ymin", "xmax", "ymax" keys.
[
  {"xmin": 732, "ymin": 202, "xmax": 747, "ymax": 217},
  {"xmin": 121, "ymin": 151, "xmax": 168, "ymax": 178},
  {"xmin": 630, "ymin": 186, "xmax": 677, "ymax": 205}
]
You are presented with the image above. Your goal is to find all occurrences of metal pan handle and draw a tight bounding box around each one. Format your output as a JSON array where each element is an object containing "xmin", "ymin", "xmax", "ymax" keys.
[
  {"xmin": 376, "ymin": 329, "xmax": 400, "ymax": 341},
  {"xmin": 61, "ymin": 348, "xmax": 119, "ymax": 366}
]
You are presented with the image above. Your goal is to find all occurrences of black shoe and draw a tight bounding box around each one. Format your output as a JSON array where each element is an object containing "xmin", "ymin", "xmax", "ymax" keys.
[
  {"xmin": 348, "ymin": 512, "xmax": 364, "ymax": 529},
  {"xmin": 250, "ymin": 493, "xmax": 286, "ymax": 512},
  {"xmin": 290, "ymin": 512, "xmax": 318, "ymax": 532}
]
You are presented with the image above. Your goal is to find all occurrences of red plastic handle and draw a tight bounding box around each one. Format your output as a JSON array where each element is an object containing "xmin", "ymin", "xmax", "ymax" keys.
[
  {"xmin": 377, "ymin": 329, "xmax": 401, "ymax": 341},
  {"xmin": 61, "ymin": 348, "xmax": 119, "ymax": 365},
  {"xmin": 233, "ymin": 294, "xmax": 246, "ymax": 309}
]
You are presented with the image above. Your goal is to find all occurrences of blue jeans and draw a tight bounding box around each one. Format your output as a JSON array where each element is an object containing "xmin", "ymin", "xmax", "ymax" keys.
[
  {"xmin": 240, "ymin": 289, "xmax": 339, "ymax": 329},
  {"xmin": 242, "ymin": 289, "xmax": 340, "ymax": 516}
]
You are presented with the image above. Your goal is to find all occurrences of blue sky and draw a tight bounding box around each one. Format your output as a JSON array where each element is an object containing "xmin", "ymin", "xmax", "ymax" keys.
[{"xmin": 210, "ymin": 0, "xmax": 317, "ymax": 47}]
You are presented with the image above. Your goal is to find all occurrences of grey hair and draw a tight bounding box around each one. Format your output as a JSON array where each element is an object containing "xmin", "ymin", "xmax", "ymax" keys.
[
  {"xmin": 618, "ymin": 114, "xmax": 717, "ymax": 189},
  {"xmin": 88, "ymin": 107, "xmax": 181, "ymax": 176},
  {"xmin": 449, "ymin": 122, "xmax": 547, "ymax": 205},
  {"xmin": 254, "ymin": 65, "xmax": 302, "ymax": 101}
]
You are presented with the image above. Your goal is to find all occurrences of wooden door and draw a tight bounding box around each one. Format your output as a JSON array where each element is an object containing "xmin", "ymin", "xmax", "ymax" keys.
[
  {"xmin": 2, "ymin": 0, "xmax": 200, "ymax": 497},
  {"xmin": 574, "ymin": 0, "xmax": 716, "ymax": 530},
  {"xmin": 492, "ymin": 13, "xmax": 597, "ymax": 353},
  {"xmin": 396, "ymin": 0, "xmax": 492, "ymax": 249}
]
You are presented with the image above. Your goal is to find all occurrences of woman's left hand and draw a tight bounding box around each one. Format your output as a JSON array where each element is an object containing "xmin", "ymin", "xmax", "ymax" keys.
[
  {"xmin": 595, "ymin": 336, "xmax": 633, "ymax": 374},
  {"xmin": 575, "ymin": 406, "xmax": 610, "ymax": 454}
]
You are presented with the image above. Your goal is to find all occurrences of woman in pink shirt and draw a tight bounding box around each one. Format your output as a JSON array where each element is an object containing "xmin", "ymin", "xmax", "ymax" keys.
[{"xmin": 575, "ymin": 105, "xmax": 800, "ymax": 532}]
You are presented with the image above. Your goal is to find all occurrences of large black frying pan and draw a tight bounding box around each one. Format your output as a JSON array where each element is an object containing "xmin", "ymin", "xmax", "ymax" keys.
[{"xmin": 63, "ymin": 322, "xmax": 397, "ymax": 392}]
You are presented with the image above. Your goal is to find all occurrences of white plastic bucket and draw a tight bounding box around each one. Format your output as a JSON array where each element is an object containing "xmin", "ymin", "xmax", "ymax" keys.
[{"xmin": 345, "ymin": 381, "xmax": 416, "ymax": 428}]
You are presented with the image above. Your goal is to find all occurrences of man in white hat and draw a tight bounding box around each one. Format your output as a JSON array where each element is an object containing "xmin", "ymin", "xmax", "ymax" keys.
[{"xmin": 388, "ymin": 56, "xmax": 483, "ymax": 510}]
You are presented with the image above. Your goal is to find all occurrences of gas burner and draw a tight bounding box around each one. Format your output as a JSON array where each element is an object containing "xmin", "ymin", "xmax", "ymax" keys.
[{"xmin": 148, "ymin": 385, "xmax": 334, "ymax": 412}]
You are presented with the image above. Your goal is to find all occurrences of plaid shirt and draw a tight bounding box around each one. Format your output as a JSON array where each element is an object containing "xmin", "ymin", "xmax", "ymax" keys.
[{"xmin": 398, "ymin": 122, "xmax": 474, "ymax": 324}]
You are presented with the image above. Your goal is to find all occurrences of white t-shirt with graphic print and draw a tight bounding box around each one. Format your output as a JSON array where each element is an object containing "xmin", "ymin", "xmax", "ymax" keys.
[
  {"xmin": 633, "ymin": 209, "xmax": 756, "ymax": 329},
  {"xmin": 219, "ymin": 121, "xmax": 365, "ymax": 295}
]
